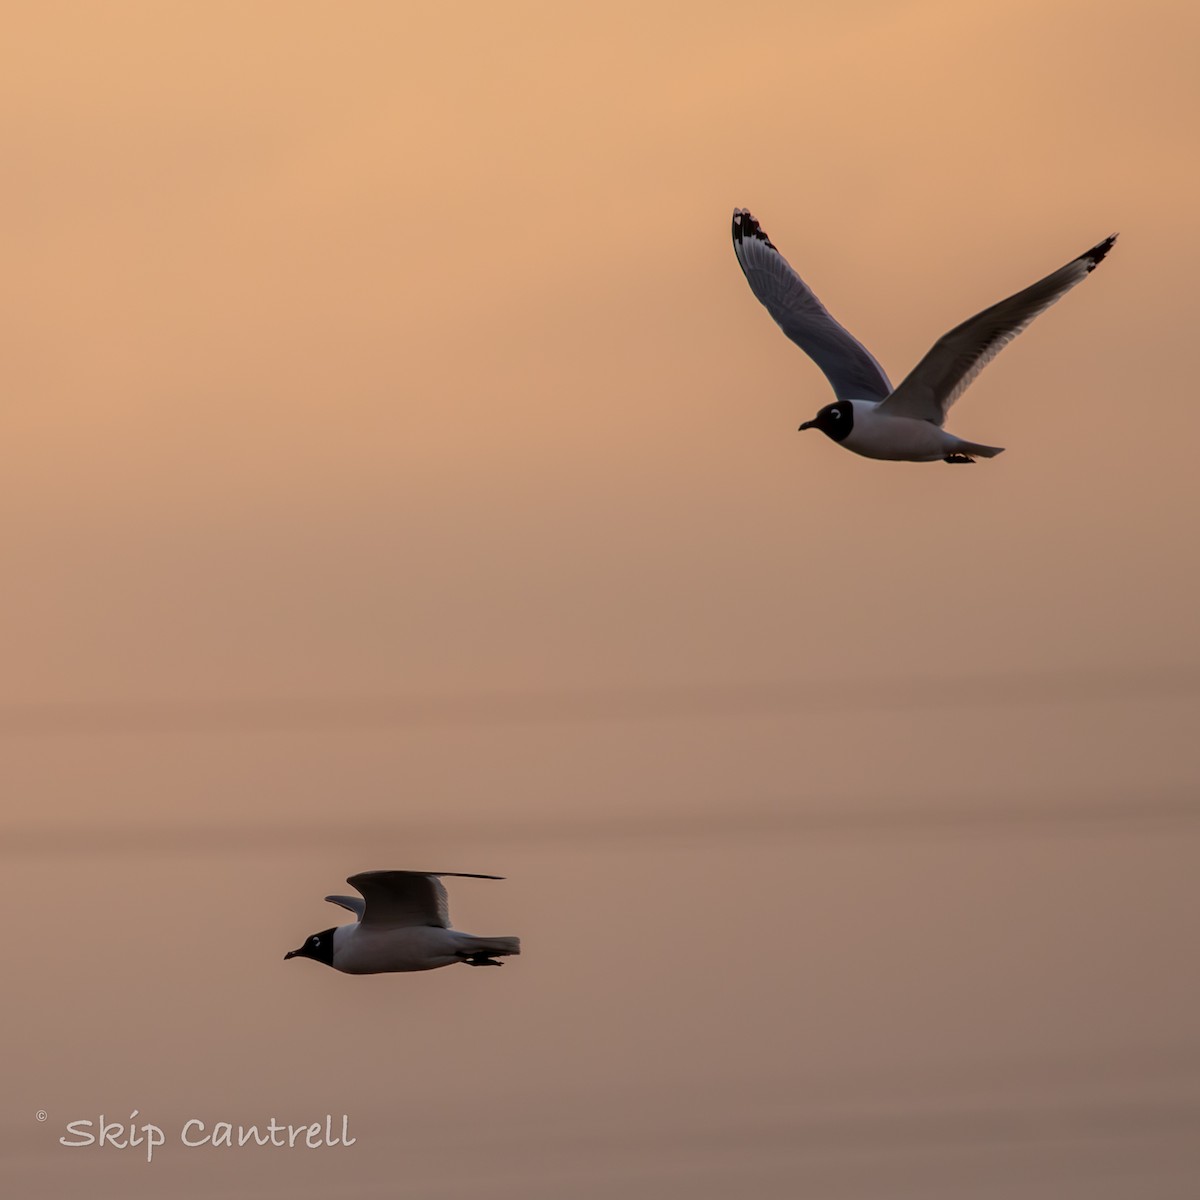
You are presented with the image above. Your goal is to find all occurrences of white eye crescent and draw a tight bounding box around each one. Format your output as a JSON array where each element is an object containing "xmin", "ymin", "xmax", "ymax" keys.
[
  {"xmin": 312, "ymin": 937, "xmax": 320, "ymax": 945},
  {"xmin": 831, "ymin": 409, "xmax": 841, "ymax": 419}
]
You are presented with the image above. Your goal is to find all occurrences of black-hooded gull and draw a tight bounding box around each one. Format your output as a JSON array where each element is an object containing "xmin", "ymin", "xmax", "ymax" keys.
[
  {"xmin": 285, "ymin": 870, "xmax": 520, "ymax": 973},
  {"xmin": 732, "ymin": 208, "xmax": 1116, "ymax": 463}
]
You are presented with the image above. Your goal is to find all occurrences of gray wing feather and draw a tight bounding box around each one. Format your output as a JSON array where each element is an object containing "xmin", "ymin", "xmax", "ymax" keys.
[
  {"xmin": 876, "ymin": 235, "xmax": 1118, "ymax": 425},
  {"xmin": 732, "ymin": 209, "xmax": 892, "ymax": 403},
  {"xmin": 346, "ymin": 870, "xmax": 504, "ymax": 930},
  {"xmin": 324, "ymin": 894, "xmax": 366, "ymax": 919}
]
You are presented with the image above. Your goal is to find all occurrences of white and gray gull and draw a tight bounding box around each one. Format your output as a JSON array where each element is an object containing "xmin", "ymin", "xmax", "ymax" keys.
[
  {"xmin": 731, "ymin": 209, "xmax": 1116, "ymax": 463},
  {"xmin": 285, "ymin": 870, "xmax": 520, "ymax": 974}
]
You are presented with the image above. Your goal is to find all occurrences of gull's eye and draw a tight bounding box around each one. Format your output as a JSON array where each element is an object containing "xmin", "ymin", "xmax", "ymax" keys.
[
  {"xmin": 311, "ymin": 936, "xmax": 320, "ymax": 945},
  {"xmin": 830, "ymin": 409, "xmax": 841, "ymax": 419}
]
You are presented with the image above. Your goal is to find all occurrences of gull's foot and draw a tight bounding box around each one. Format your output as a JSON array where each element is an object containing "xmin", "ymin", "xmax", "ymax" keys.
[
  {"xmin": 944, "ymin": 453, "xmax": 975, "ymax": 464},
  {"xmin": 462, "ymin": 953, "xmax": 503, "ymax": 967}
]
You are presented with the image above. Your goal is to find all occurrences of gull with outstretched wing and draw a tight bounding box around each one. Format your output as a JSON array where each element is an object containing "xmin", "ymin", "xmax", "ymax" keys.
[
  {"xmin": 285, "ymin": 870, "xmax": 520, "ymax": 974},
  {"xmin": 732, "ymin": 208, "xmax": 1116, "ymax": 463}
]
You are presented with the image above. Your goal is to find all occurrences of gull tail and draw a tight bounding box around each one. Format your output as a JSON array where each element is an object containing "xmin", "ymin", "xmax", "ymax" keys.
[
  {"xmin": 955, "ymin": 439, "xmax": 1005, "ymax": 459},
  {"xmin": 457, "ymin": 935, "xmax": 521, "ymax": 966}
]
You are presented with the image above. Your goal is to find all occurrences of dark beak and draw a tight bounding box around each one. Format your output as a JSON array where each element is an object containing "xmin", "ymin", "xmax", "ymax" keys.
[
  {"xmin": 798, "ymin": 420, "xmax": 816, "ymax": 431},
  {"xmin": 284, "ymin": 949, "xmax": 298, "ymax": 960}
]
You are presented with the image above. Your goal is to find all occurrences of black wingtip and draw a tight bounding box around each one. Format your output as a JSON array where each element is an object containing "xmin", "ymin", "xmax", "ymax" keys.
[
  {"xmin": 731, "ymin": 207, "xmax": 777, "ymax": 251},
  {"xmin": 1083, "ymin": 233, "xmax": 1118, "ymax": 272}
]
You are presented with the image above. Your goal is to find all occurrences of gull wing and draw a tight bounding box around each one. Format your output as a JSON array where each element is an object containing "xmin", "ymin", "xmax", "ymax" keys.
[
  {"xmin": 731, "ymin": 208, "xmax": 892, "ymax": 403},
  {"xmin": 876, "ymin": 235, "xmax": 1117, "ymax": 425},
  {"xmin": 346, "ymin": 870, "xmax": 504, "ymax": 930},
  {"xmin": 324, "ymin": 894, "xmax": 366, "ymax": 919}
]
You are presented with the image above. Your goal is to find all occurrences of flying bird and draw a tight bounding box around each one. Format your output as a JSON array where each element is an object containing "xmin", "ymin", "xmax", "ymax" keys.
[
  {"xmin": 731, "ymin": 209, "xmax": 1116, "ymax": 463},
  {"xmin": 285, "ymin": 870, "xmax": 521, "ymax": 974}
]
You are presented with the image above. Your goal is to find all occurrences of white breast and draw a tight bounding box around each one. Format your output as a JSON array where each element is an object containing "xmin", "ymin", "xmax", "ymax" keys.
[
  {"xmin": 843, "ymin": 402, "xmax": 953, "ymax": 462},
  {"xmin": 332, "ymin": 924, "xmax": 464, "ymax": 974}
]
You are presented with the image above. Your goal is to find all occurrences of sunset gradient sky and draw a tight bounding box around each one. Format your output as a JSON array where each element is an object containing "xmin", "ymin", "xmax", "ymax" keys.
[{"xmin": 5, "ymin": 2, "xmax": 1199, "ymax": 1196}]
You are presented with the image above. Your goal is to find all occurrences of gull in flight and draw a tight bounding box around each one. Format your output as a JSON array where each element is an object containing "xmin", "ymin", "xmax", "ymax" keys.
[
  {"xmin": 731, "ymin": 209, "xmax": 1116, "ymax": 463},
  {"xmin": 285, "ymin": 870, "xmax": 520, "ymax": 974}
]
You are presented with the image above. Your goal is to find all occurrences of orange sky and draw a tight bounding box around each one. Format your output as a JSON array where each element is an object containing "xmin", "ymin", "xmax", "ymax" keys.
[{"xmin": 4, "ymin": 2, "xmax": 1199, "ymax": 1196}]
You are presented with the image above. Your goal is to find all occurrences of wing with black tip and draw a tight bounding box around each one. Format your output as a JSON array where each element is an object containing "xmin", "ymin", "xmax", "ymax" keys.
[{"xmin": 732, "ymin": 208, "xmax": 892, "ymax": 403}]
